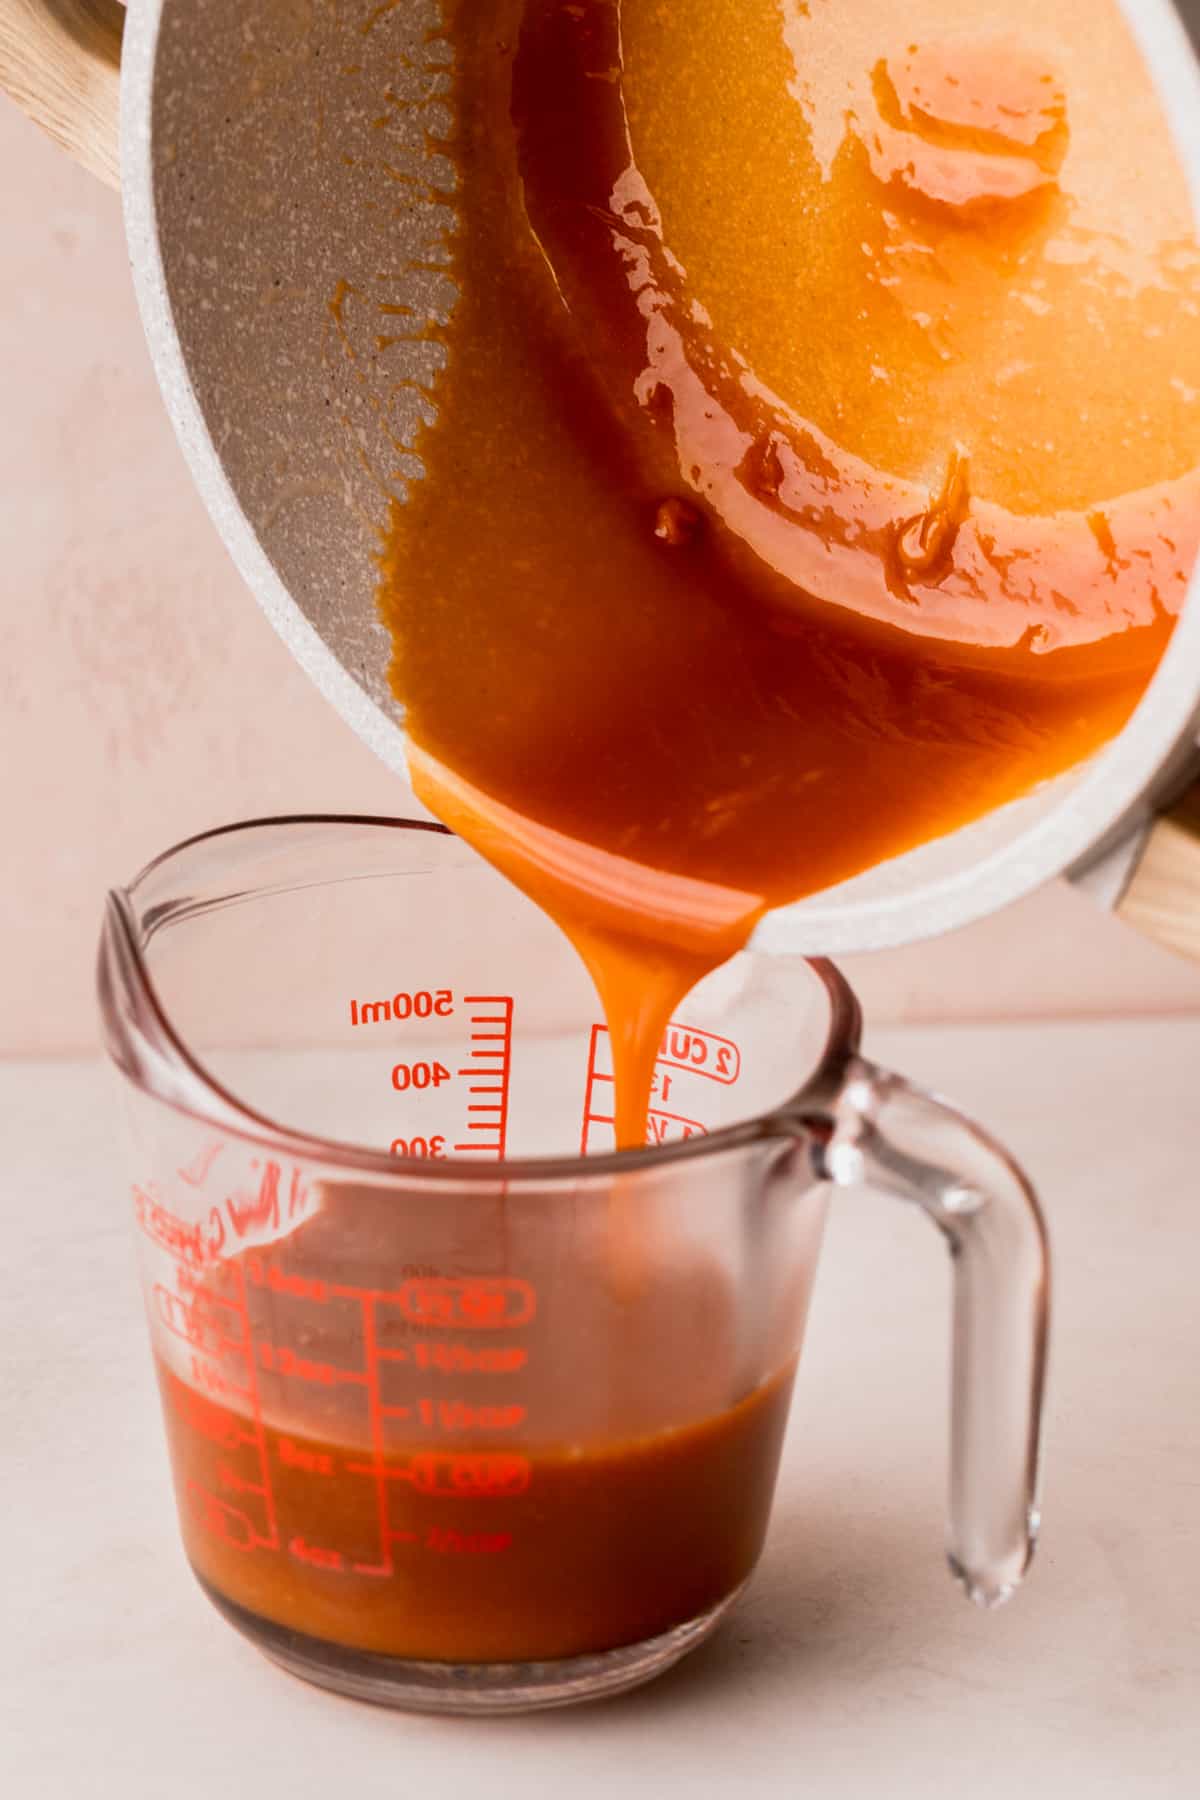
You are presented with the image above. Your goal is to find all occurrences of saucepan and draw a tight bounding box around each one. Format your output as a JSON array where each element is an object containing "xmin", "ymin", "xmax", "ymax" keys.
[{"xmin": 4, "ymin": 0, "xmax": 1200, "ymax": 959}]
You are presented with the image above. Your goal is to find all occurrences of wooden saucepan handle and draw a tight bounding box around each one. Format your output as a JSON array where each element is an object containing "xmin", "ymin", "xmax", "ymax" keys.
[
  {"xmin": 0, "ymin": 0, "xmax": 123, "ymax": 186},
  {"xmin": 1117, "ymin": 777, "xmax": 1200, "ymax": 962}
]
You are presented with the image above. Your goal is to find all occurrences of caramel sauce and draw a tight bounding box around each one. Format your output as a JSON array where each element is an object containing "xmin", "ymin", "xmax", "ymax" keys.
[
  {"xmin": 164, "ymin": 8, "xmax": 1200, "ymax": 1668},
  {"xmin": 156, "ymin": 1196, "xmax": 802, "ymax": 1664},
  {"xmin": 159, "ymin": 1353, "xmax": 795, "ymax": 1663},
  {"xmin": 377, "ymin": 0, "xmax": 1199, "ymax": 1145}
]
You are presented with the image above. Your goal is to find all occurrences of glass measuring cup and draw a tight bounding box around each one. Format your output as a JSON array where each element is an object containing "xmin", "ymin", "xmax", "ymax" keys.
[{"xmin": 98, "ymin": 816, "xmax": 1049, "ymax": 1714}]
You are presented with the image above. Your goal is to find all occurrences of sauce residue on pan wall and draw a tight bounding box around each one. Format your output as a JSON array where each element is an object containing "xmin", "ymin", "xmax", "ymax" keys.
[{"xmin": 378, "ymin": 0, "xmax": 1200, "ymax": 1142}]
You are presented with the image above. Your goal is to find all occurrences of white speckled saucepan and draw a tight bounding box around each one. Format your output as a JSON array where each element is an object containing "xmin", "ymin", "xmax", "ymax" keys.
[{"xmin": 3, "ymin": 0, "xmax": 1200, "ymax": 957}]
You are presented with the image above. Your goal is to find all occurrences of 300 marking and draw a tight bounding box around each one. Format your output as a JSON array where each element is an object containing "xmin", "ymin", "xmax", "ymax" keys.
[{"xmin": 389, "ymin": 1135, "xmax": 447, "ymax": 1159}]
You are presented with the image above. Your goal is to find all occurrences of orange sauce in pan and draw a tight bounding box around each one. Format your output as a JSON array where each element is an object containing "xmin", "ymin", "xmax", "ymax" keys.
[{"xmin": 378, "ymin": 0, "xmax": 1199, "ymax": 1143}]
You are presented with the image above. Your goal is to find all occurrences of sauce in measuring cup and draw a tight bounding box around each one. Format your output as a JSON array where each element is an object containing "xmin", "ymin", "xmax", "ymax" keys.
[
  {"xmin": 156, "ymin": 1195, "xmax": 799, "ymax": 1664},
  {"xmin": 158, "ymin": 1358, "xmax": 794, "ymax": 1662},
  {"xmin": 378, "ymin": 0, "xmax": 1200, "ymax": 1144}
]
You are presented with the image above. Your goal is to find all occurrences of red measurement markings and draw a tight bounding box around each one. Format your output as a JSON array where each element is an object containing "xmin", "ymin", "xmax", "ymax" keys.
[
  {"xmin": 241, "ymin": 1257, "xmax": 330, "ymax": 1304},
  {"xmin": 257, "ymin": 1342, "xmax": 367, "ymax": 1387},
  {"xmin": 381, "ymin": 1342, "xmax": 529, "ymax": 1375},
  {"xmin": 577, "ymin": 1029, "xmax": 704, "ymax": 1151},
  {"xmin": 288, "ymin": 1536, "xmax": 346, "ymax": 1570},
  {"xmin": 278, "ymin": 1436, "xmax": 334, "ymax": 1475},
  {"xmin": 365, "ymin": 1275, "xmax": 536, "ymax": 1331},
  {"xmin": 204, "ymin": 1258, "xmax": 279, "ymax": 1551},
  {"xmin": 385, "ymin": 1398, "xmax": 528, "ymax": 1433},
  {"xmin": 452, "ymin": 995, "xmax": 513, "ymax": 1156},
  {"xmin": 186, "ymin": 1482, "xmax": 259, "ymax": 1551},
  {"xmin": 582, "ymin": 1103, "xmax": 706, "ymax": 1146},
  {"xmin": 176, "ymin": 1258, "xmax": 279, "ymax": 1552},
  {"xmin": 166, "ymin": 1376, "xmax": 258, "ymax": 1453},
  {"xmin": 644, "ymin": 1109, "xmax": 708, "ymax": 1144},
  {"xmin": 158, "ymin": 1265, "xmax": 533, "ymax": 1576},
  {"xmin": 579, "ymin": 1019, "xmax": 602, "ymax": 1155},
  {"xmin": 579, "ymin": 1018, "xmax": 744, "ymax": 1151},
  {"xmin": 133, "ymin": 1184, "xmax": 209, "ymax": 1268},
  {"xmin": 349, "ymin": 987, "xmax": 454, "ymax": 1027},
  {"xmin": 345, "ymin": 1449, "xmax": 531, "ymax": 1498},
  {"xmin": 175, "ymin": 1262, "xmax": 245, "ymax": 1314},
  {"xmin": 426, "ymin": 1527, "xmax": 513, "ymax": 1555},
  {"xmin": 352, "ymin": 1293, "xmax": 397, "ymax": 1578},
  {"xmin": 215, "ymin": 1461, "xmax": 271, "ymax": 1499},
  {"xmin": 657, "ymin": 1023, "xmax": 741, "ymax": 1084},
  {"xmin": 187, "ymin": 1351, "xmax": 252, "ymax": 1404},
  {"xmin": 153, "ymin": 1284, "xmax": 246, "ymax": 1364}
]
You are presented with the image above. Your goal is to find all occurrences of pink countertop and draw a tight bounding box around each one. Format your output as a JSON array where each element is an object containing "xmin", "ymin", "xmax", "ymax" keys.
[{"xmin": 5, "ymin": 1017, "xmax": 1199, "ymax": 1797}]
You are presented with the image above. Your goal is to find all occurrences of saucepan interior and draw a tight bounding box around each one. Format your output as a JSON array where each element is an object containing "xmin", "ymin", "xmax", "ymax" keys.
[{"xmin": 122, "ymin": 0, "xmax": 1200, "ymax": 954}]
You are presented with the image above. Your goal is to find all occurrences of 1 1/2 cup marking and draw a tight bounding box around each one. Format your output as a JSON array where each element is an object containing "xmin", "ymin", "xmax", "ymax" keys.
[{"xmin": 580, "ymin": 1018, "xmax": 744, "ymax": 1152}]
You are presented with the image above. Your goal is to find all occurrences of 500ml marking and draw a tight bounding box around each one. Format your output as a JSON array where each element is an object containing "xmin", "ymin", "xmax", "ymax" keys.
[
  {"xmin": 349, "ymin": 989, "xmax": 454, "ymax": 1026},
  {"xmin": 345, "ymin": 987, "xmax": 514, "ymax": 1160}
]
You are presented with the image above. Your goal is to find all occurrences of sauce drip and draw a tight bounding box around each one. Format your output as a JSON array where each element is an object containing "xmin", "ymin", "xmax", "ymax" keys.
[{"xmin": 378, "ymin": 0, "xmax": 1200, "ymax": 1144}]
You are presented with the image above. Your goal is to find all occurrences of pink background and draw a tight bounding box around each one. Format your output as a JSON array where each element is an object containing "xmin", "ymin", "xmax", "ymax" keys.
[{"xmin": 5, "ymin": 99, "xmax": 1200, "ymax": 1056}]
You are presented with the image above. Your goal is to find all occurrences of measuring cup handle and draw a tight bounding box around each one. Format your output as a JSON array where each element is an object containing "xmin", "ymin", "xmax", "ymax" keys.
[{"xmin": 821, "ymin": 1056, "xmax": 1050, "ymax": 1608}]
